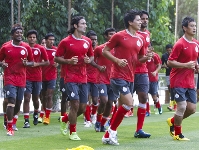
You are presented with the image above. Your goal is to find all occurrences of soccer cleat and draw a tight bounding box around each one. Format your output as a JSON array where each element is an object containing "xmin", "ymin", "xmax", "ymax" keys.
[
  {"xmin": 167, "ymin": 106, "xmax": 173, "ymax": 111},
  {"xmin": 7, "ymin": 128, "xmax": 14, "ymax": 136},
  {"xmin": 23, "ymin": 121, "xmax": 30, "ymax": 128},
  {"xmin": 102, "ymin": 135, "xmax": 110, "ymax": 144},
  {"xmin": 59, "ymin": 116, "xmax": 67, "ymax": 136},
  {"xmin": 69, "ymin": 132, "xmax": 81, "ymax": 140},
  {"xmin": 145, "ymin": 112, "xmax": 150, "ymax": 117},
  {"xmin": 91, "ymin": 114, "xmax": 97, "ymax": 124},
  {"xmin": 158, "ymin": 107, "xmax": 163, "ymax": 114},
  {"xmin": 173, "ymin": 133, "xmax": 190, "ymax": 141},
  {"xmin": 154, "ymin": 108, "xmax": 159, "ymax": 115},
  {"xmin": 43, "ymin": 117, "xmax": 50, "ymax": 125},
  {"xmin": 134, "ymin": 129, "xmax": 151, "ymax": 138},
  {"xmin": 108, "ymin": 128, "xmax": 119, "ymax": 145},
  {"xmin": 12, "ymin": 124, "xmax": 18, "ymax": 131},
  {"xmin": 94, "ymin": 121, "xmax": 101, "ymax": 132},
  {"xmin": 33, "ymin": 113, "xmax": 38, "ymax": 125},
  {"xmin": 100, "ymin": 126, "xmax": 106, "ymax": 132},
  {"xmin": 84, "ymin": 121, "xmax": 92, "ymax": 127},
  {"xmin": 167, "ymin": 118, "xmax": 174, "ymax": 137},
  {"xmin": 38, "ymin": 117, "xmax": 43, "ymax": 123}
]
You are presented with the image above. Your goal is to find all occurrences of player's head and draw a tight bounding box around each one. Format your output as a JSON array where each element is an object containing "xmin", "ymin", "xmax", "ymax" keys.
[
  {"xmin": 11, "ymin": 23, "xmax": 23, "ymax": 42},
  {"xmin": 124, "ymin": 9, "xmax": 141, "ymax": 30},
  {"xmin": 45, "ymin": 33, "xmax": 55, "ymax": 48},
  {"xmin": 26, "ymin": 29, "xmax": 38, "ymax": 44},
  {"xmin": 104, "ymin": 28, "xmax": 116, "ymax": 40},
  {"xmin": 140, "ymin": 10, "xmax": 149, "ymax": 28},
  {"xmin": 165, "ymin": 44, "xmax": 172, "ymax": 54},
  {"xmin": 40, "ymin": 37, "xmax": 46, "ymax": 47},
  {"xmin": 182, "ymin": 16, "xmax": 196, "ymax": 35},
  {"xmin": 68, "ymin": 16, "xmax": 86, "ymax": 34},
  {"xmin": 86, "ymin": 30, "xmax": 97, "ymax": 48}
]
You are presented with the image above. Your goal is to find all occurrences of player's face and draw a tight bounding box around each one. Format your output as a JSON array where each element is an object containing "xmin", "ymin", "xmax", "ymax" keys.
[
  {"xmin": 167, "ymin": 48, "xmax": 172, "ymax": 54},
  {"xmin": 77, "ymin": 19, "xmax": 87, "ymax": 34},
  {"xmin": 27, "ymin": 34, "xmax": 37, "ymax": 45},
  {"xmin": 12, "ymin": 29, "xmax": 23, "ymax": 42},
  {"xmin": 141, "ymin": 14, "xmax": 149, "ymax": 28},
  {"xmin": 185, "ymin": 21, "xmax": 196, "ymax": 36},
  {"xmin": 89, "ymin": 35, "xmax": 98, "ymax": 48},
  {"xmin": 106, "ymin": 31, "xmax": 116, "ymax": 40},
  {"xmin": 46, "ymin": 36, "xmax": 55, "ymax": 48},
  {"xmin": 41, "ymin": 39, "xmax": 46, "ymax": 47},
  {"xmin": 129, "ymin": 15, "xmax": 142, "ymax": 31}
]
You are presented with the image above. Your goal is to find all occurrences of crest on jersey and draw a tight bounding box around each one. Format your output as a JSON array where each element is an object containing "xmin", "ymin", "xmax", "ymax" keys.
[
  {"xmin": 195, "ymin": 46, "xmax": 198, "ymax": 52},
  {"xmin": 137, "ymin": 40, "xmax": 141, "ymax": 47},
  {"xmin": 34, "ymin": 50, "xmax": 38, "ymax": 55},
  {"xmin": 83, "ymin": 43, "xmax": 88, "ymax": 49},
  {"xmin": 21, "ymin": 50, "xmax": 25, "ymax": 55},
  {"xmin": 146, "ymin": 36, "xmax": 150, "ymax": 42},
  {"xmin": 52, "ymin": 52, "xmax": 55, "ymax": 56}
]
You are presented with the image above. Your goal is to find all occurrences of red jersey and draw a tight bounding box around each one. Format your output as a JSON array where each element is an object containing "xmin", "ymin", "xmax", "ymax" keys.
[
  {"xmin": 135, "ymin": 30, "xmax": 150, "ymax": 74},
  {"xmin": 86, "ymin": 63, "xmax": 98, "ymax": 83},
  {"xmin": 60, "ymin": 64, "xmax": 67, "ymax": 78},
  {"xmin": 26, "ymin": 44, "xmax": 49, "ymax": 81},
  {"xmin": 56, "ymin": 34, "xmax": 94, "ymax": 83},
  {"xmin": 42, "ymin": 46, "xmax": 57, "ymax": 81},
  {"xmin": 106, "ymin": 30, "xmax": 145, "ymax": 82},
  {"xmin": 146, "ymin": 53, "xmax": 161, "ymax": 82},
  {"xmin": 169, "ymin": 36, "xmax": 199, "ymax": 88},
  {"xmin": 0, "ymin": 41, "xmax": 34, "ymax": 87},
  {"xmin": 94, "ymin": 43, "xmax": 113, "ymax": 84}
]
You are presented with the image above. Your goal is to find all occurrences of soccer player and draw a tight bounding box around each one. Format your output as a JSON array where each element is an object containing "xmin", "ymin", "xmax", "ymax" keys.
[
  {"xmin": 40, "ymin": 38, "xmax": 46, "ymax": 47},
  {"xmin": 93, "ymin": 27, "xmax": 116, "ymax": 132},
  {"xmin": 41, "ymin": 33, "xmax": 57, "ymax": 125},
  {"xmin": 101, "ymin": 10, "xmax": 152, "ymax": 145},
  {"xmin": 0, "ymin": 24, "xmax": 34, "ymax": 136},
  {"xmin": 54, "ymin": 16, "xmax": 94, "ymax": 140},
  {"xmin": 146, "ymin": 45, "xmax": 162, "ymax": 115},
  {"xmin": 133, "ymin": 10, "xmax": 151, "ymax": 138},
  {"xmin": 22, "ymin": 30, "xmax": 49, "ymax": 128},
  {"xmin": 167, "ymin": 16, "xmax": 199, "ymax": 141}
]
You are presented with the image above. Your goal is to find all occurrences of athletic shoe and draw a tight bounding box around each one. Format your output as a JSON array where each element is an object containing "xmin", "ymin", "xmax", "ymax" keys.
[
  {"xmin": 43, "ymin": 117, "xmax": 50, "ymax": 125},
  {"xmin": 158, "ymin": 107, "xmax": 163, "ymax": 114},
  {"xmin": 100, "ymin": 126, "xmax": 106, "ymax": 132},
  {"xmin": 145, "ymin": 112, "xmax": 150, "ymax": 117},
  {"xmin": 154, "ymin": 108, "xmax": 159, "ymax": 114},
  {"xmin": 59, "ymin": 116, "xmax": 67, "ymax": 136},
  {"xmin": 38, "ymin": 117, "xmax": 43, "ymax": 123},
  {"xmin": 12, "ymin": 124, "xmax": 18, "ymax": 131},
  {"xmin": 3, "ymin": 122, "xmax": 7, "ymax": 129},
  {"xmin": 91, "ymin": 114, "xmax": 97, "ymax": 124},
  {"xmin": 58, "ymin": 116, "xmax": 60, "ymax": 122},
  {"xmin": 7, "ymin": 128, "xmax": 14, "ymax": 136},
  {"xmin": 134, "ymin": 129, "xmax": 151, "ymax": 138},
  {"xmin": 69, "ymin": 132, "xmax": 81, "ymax": 140},
  {"xmin": 124, "ymin": 111, "xmax": 130, "ymax": 118},
  {"xmin": 128, "ymin": 110, "xmax": 133, "ymax": 117},
  {"xmin": 94, "ymin": 121, "xmax": 101, "ymax": 132},
  {"xmin": 173, "ymin": 133, "xmax": 190, "ymax": 141},
  {"xmin": 108, "ymin": 128, "xmax": 119, "ymax": 145},
  {"xmin": 167, "ymin": 118, "xmax": 174, "ymax": 137},
  {"xmin": 102, "ymin": 135, "xmax": 110, "ymax": 144},
  {"xmin": 23, "ymin": 121, "xmax": 30, "ymax": 128},
  {"xmin": 167, "ymin": 106, "xmax": 173, "ymax": 111},
  {"xmin": 33, "ymin": 113, "xmax": 38, "ymax": 125},
  {"xmin": 84, "ymin": 121, "xmax": 92, "ymax": 127}
]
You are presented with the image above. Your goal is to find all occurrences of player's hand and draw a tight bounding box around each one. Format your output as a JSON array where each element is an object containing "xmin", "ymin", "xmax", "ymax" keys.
[
  {"xmin": 53, "ymin": 62, "xmax": 58, "ymax": 67},
  {"xmin": 117, "ymin": 59, "xmax": 128, "ymax": 67},
  {"xmin": 21, "ymin": 58, "xmax": 28, "ymax": 66},
  {"xmin": 98, "ymin": 65, "xmax": 106, "ymax": 72},
  {"xmin": 69, "ymin": 56, "xmax": 78, "ymax": 65},
  {"xmin": 151, "ymin": 71, "xmax": 157, "ymax": 77},
  {"xmin": 84, "ymin": 54, "xmax": 91, "ymax": 63},
  {"xmin": 1, "ymin": 62, "xmax": 8, "ymax": 68},
  {"xmin": 186, "ymin": 61, "xmax": 196, "ymax": 70}
]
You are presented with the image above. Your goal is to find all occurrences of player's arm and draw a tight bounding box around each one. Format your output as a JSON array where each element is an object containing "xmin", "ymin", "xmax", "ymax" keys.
[
  {"xmin": 167, "ymin": 60, "xmax": 196, "ymax": 69},
  {"xmin": 54, "ymin": 56, "xmax": 78, "ymax": 65}
]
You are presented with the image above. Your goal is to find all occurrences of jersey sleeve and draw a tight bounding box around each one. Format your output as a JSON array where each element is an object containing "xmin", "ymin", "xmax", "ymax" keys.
[
  {"xmin": 86, "ymin": 39, "xmax": 94, "ymax": 57},
  {"xmin": 26, "ymin": 45, "xmax": 34, "ymax": 61},
  {"xmin": 56, "ymin": 40, "xmax": 66, "ymax": 57},
  {"xmin": 168, "ymin": 42, "xmax": 182, "ymax": 61},
  {"xmin": 106, "ymin": 33, "xmax": 119, "ymax": 50},
  {"xmin": 40, "ymin": 46, "xmax": 49, "ymax": 61},
  {"xmin": 0, "ymin": 46, "xmax": 6, "ymax": 61},
  {"xmin": 138, "ymin": 36, "xmax": 146, "ymax": 56}
]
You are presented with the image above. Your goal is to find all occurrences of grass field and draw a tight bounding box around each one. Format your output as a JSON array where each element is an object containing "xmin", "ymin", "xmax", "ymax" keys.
[{"xmin": 1, "ymin": 104, "xmax": 199, "ymax": 150}]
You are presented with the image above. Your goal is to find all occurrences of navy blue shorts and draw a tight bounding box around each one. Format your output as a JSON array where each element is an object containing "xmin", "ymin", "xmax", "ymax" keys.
[
  {"xmin": 148, "ymin": 81, "xmax": 158, "ymax": 95},
  {"xmin": 65, "ymin": 82, "xmax": 88, "ymax": 103},
  {"xmin": 98, "ymin": 84, "xmax": 116, "ymax": 101},
  {"xmin": 171, "ymin": 88, "xmax": 196, "ymax": 104},
  {"xmin": 87, "ymin": 82, "xmax": 99, "ymax": 97},
  {"xmin": 42, "ymin": 80, "xmax": 56, "ymax": 91},
  {"xmin": 60, "ymin": 78, "xmax": 66, "ymax": 94},
  {"xmin": 24, "ymin": 80, "xmax": 42, "ymax": 95},
  {"xmin": 133, "ymin": 73, "xmax": 149, "ymax": 93},
  {"xmin": 4, "ymin": 85, "xmax": 25, "ymax": 101},
  {"xmin": 110, "ymin": 79, "xmax": 134, "ymax": 99}
]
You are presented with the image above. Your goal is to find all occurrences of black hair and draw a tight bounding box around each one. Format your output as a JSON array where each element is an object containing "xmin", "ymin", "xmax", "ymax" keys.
[
  {"xmin": 86, "ymin": 30, "xmax": 97, "ymax": 38},
  {"xmin": 11, "ymin": 23, "xmax": 23, "ymax": 35},
  {"xmin": 140, "ymin": 10, "xmax": 149, "ymax": 18},
  {"xmin": 104, "ymin": 28, "xmax": 116, "ymax": 36},
  {"xmin": 124, "ymin": 9, "xmax": 140, "ymax": 28},
  {"xmin": 45, "ymin": 33, "xmax": 54, "ymax": 40},
  {"xmin": 182, "ymin": 17, "xmax": 195, "ymax": 33},
  {"xmin": 165, "ymin": 44, "xmax": 173, "ymax": 49},
  {"xmin": 26, "ymin": 29, "xmax": 37, "ymax": 38},
  {"xmin": 68, "ymin": 16, "xmax": 85, "ymax": 35}
]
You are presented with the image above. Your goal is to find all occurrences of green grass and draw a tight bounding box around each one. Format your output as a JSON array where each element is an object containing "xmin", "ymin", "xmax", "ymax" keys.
[{"xmin": 1, "ymin": 104, "xmax": 199, "ymax": 150}]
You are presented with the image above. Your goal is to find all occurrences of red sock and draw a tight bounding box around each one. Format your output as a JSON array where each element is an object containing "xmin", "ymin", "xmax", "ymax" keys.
[
  {"xmin": 24, "ymin": 113, "xmax": 29, "ymax": 119},
  {"xmin": 104, "ymin": 131, "xmax": 109, "ymax": 138},
  {"xmin": 110, "ymin": 105, "xmax": 129, "ymax": 131},
  {"xmin": 91, "ymin": 104, "xmax": 98, "ymax": 115},
  {"xmin": 171, "ymin": 117, "xmax": 174, "ymax": 124},
  {"xmin": 111, "ymin": 105, "xmax": 115, "ymax": 114},
  {"xmin": 174, "ymin": 125, "xmax": 181, "ymax": 135},
  {"xmin": 84, "ymin": 105, "xmax": 91, "ymax": 121},
  {"xmin": 70, "ymin": 124, "xmax": 76, "ymax": 134},
  {"xmin": 146, "ymin": 101, "xmax": 150, "ymax": 113},
  {"xmin": 101, "ymin": 116, "xmax": 108, "ymax": 126},
  {"xmin": 136, "ymin": 107, "xmax": 146, "ymax": 132},
  {"xmin": 62, "ymin": 114, "xmax": 68, "ymax": 123},
  {"xmin": 45, "ymin": 108, "xmax": 51, "ymax": 118},
  {"xmin": 7, "ymin": 121, "xmax": 13, "ymax": 129},
  {"xmin": 155, "ymin": 100, "xmax": 161, "ymax": 109},
  {"xmin": 40, "ymin": 111, "xmax": 44, "ymax": 118},
  {"xmin": 96, "ymin": 114, "xmax": 102, "ymax": 122},
  {"xmin": 110, "ymin": 105, "xmax": 117, "ymax": 124},
  {"xmin": 61, "ymin": 112, "xmax": 66, "ymax": 116},
  {"xmin": 12, "ymin": 116, "xmax": 18, "ymax": 125}
]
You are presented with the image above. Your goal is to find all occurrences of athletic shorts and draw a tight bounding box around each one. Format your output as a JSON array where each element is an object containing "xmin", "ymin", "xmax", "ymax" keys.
[
  {"xmin": 4, "ymin": 85, "xmax": 24, "ymax": 101},
  {"xmin": 87, "ymin": 82, "xmax": 99, "ymax": 97},
  {"xmin": 133, "ymin": 73, "xmax": 149, "ymax": 93},
  {"xmin": 166, "ymin": 76, "xmax": 170, "ymax": 86},
  {"xmin": 60, "ymin": 78, "xmax": 66, "ymax": 93},
  {"xmin": 110, "ymin": 79, "xmax": 134, "ymax": 99},
  {"xmin": 42, "ymin": 80, "xmax": 56, "ymax": 91},
  {"xmin": 65, "ymin": 82, "xmax": 88, "ymax": 103},
  {"xmin": 24, "ymin": 80, "xmax": 42, "ymax": 95},
  {"xmin": 97, "ymin": 84, "xmax": 116, "ymax": 101},
  {"xmin": 171, "ymin": 88, "xmax": 196, "ymax": 104},
  {"xmin": 148, "ymin": 81, "xmax": 158, "ymax": 95}
]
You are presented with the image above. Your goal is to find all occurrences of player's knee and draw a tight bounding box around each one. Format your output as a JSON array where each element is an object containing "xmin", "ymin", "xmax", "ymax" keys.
[
  {"xmin": 175, "ymin": 101, "xmax": 187, "ymax": 116},
  {"xmin": 7, "ymin": 97, "xmax": 15, "ymax": 105}
]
